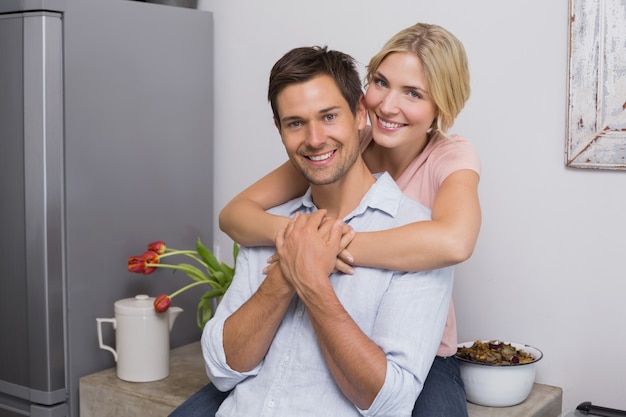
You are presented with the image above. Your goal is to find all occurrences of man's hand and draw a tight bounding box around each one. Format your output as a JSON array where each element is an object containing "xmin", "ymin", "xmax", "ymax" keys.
[{"xmin": 275, "ymin": 210, "xmax": 342, "ymax": 293}]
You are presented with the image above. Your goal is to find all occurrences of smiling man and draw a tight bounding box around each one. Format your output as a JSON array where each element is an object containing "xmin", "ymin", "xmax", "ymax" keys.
[{"xmin": 201, "ymin": 46, "xmax": 454, "ymax": 417}]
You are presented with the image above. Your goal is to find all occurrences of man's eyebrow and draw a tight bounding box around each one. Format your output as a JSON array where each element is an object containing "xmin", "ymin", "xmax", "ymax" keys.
[
  {"xmin": 318, "ymin": 105, "xmax": 342, "ymax": 114},
  {"xmin": 280, "ymin": 115, "xmax": 301, "ymax": 124},
  {"xmin": 280, "ymin": 106, "xmax": 343, "ymax": 124}
]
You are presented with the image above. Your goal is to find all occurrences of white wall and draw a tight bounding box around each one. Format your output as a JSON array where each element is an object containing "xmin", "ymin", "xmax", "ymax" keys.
[{"xmin": 199, "ymin": 0, "xmax": 626, "ymax": 412}]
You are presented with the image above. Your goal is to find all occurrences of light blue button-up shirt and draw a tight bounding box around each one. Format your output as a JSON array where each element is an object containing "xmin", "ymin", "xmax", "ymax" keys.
[{"xmin": 203, "ymin": 173, "xmax": 453, "ymax": 417}]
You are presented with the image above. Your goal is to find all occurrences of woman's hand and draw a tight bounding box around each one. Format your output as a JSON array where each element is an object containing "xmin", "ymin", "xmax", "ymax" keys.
[{"xmin": 325, "ymin": 217, "xmax": 355, "ymax": 275}]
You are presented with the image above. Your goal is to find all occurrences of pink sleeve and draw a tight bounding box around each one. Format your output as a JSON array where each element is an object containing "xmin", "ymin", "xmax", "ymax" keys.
[
  {"xmin": 395, "ymin": 134, "xmax": 480, "ymax": 209},
  {"xmin": 432, "ymin": 135, "xmax": 481, "ymax": 187}
]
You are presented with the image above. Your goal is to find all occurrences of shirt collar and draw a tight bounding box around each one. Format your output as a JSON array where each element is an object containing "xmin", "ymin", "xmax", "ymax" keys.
[{"xmin": 285, "ymin": 172, "xmax": 402, "ymax": 221}]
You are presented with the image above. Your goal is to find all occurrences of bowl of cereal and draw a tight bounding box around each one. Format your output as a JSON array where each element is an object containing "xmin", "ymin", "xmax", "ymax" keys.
[{"xmin": 456, "ymin": 340, "xmax": 543, "ymax": 407}]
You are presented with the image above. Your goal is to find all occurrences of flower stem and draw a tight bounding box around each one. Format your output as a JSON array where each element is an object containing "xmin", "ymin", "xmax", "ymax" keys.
[
  {"xmin": 169, "ymin": 280, "xmax": 213, "ymax": 299},
  {"xmin": 160, "ymin": 250, "xmax": 196, "ymax": 257},
  {"xmin": 145, "ymin": 263, "xmax": 225, "ymax": 291},
  {"xmin": 158, "ymin": 250, "xmax": 208, "ymax": 268}
]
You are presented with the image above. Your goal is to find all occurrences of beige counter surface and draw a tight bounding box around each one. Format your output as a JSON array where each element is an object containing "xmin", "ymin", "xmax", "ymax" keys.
[{"xmin": 80, "ymin": 341, "xmax": 562, "ymax": 417}]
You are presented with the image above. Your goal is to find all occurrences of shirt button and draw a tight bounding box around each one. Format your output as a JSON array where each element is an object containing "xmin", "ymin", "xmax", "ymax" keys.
[
  {"xmin": 296, "ymin": 309, "xmax": 304, "ymax": 317},
  {"xmin": 268, "ymin": 399, "xmax": 275, "ymax": 408}
]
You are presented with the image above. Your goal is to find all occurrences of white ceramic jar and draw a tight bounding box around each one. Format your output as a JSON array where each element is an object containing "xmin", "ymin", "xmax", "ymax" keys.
[{"xmin": 97, "ymin": 294, "xmax": 183, "ymax": 382}]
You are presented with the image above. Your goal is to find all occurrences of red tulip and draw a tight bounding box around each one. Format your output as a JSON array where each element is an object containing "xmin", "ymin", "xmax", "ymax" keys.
[
  {"xmin": 128, "ymin": 255, "xmax": 145, "ymax": 273},
  {"xmin": 142, "ymin": 250, "xmax": 159, "ymax": 263},
  {"xmin": 154, "ymin": 293, "xmax": 171, "ymax": 313},
  {"xmin": 147, "ymin": 241, "xmax": 167, "ymax": 255},
  {"xmin": 127, "ymin": 251, "xmax": 160, "ymax": 275}
]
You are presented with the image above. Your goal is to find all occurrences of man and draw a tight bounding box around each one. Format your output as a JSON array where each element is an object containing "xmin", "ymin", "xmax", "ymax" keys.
[{"xmin": 202, "ymin": 46, "xmax": 453, "ymax": 417}]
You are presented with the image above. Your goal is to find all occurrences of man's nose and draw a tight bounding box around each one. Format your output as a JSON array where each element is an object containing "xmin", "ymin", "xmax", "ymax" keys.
[{"xmin": 305, "ymin": 122, "xmax": 326, "ymax": 147}]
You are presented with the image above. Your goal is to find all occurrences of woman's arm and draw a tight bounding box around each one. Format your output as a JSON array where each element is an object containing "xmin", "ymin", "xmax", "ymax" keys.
[
  {"xmin": 346, "ymin": 169, "xmax": 481, "ymax": 271},
  {"xmin": 219, "ymin": 161, "xmax": 309, "ymax": 246}
]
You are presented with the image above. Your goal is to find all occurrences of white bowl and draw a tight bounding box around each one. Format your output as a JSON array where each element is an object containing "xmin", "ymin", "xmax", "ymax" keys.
[{"xmin": 456, "ymin": 341, "xmax": 543, "ymax": 407}]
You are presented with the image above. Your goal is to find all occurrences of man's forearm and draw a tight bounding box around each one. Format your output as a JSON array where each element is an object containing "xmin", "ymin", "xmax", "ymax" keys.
[
  {"xmin": 300, "ymin": 284, "xmax": 387, "ymax": 410},
  {"xmin": 275, "ymin": 211, "xmax": 387, "ymax": 409},
  {"xmin": 223, "ymin": 268, "xmax": 294, "ymax": 372}
]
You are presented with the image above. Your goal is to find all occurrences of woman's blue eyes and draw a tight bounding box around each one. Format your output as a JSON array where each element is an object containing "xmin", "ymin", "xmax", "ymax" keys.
[{"xmin": 375, "ymin": 79, "xmax": 421, "ymax": 99}]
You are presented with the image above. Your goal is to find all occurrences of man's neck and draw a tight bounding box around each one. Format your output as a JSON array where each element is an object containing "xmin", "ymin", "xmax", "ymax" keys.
[{"xmin": 309, "ymin": 158, "xmax": 376, "ymax": 220}]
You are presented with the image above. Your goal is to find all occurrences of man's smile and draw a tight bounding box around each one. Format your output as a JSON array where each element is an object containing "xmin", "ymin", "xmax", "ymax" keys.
[{"xmin": 307, "ymin": 150, "xmax": 336, "ymax": 162}]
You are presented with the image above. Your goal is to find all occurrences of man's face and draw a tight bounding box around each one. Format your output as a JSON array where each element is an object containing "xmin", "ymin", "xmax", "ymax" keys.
[{"xmin": 275, "ymin": 75, "xmax": 366, "ymax": 186}]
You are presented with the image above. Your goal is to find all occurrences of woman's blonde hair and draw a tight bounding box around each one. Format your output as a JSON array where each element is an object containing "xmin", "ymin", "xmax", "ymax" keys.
[{"xmin": 365, "ymin": 23, "xmax": 470, "ymax": 134}]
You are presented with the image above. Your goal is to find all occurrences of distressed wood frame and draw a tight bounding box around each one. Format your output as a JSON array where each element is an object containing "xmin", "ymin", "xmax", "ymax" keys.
[{"xmin": 566, "ymin": 0, "xmax": 626, "ymax": 169}]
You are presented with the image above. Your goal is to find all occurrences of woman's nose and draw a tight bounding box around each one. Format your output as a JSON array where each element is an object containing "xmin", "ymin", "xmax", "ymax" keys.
[{"xmin": 379, "ymin": 91, "xmax": 399, "ymax": 115}]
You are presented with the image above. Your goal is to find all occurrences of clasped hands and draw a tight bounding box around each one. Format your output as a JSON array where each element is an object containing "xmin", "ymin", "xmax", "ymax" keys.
[{"xmin": 264, "ymin": 210, "xmax": 356, "ymax": 287}]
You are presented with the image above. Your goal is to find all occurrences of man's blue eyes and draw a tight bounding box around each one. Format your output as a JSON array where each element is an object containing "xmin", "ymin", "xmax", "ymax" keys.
[{"xmin": 288, "ymin": 115, "xmax": 336, "ymax": 128}]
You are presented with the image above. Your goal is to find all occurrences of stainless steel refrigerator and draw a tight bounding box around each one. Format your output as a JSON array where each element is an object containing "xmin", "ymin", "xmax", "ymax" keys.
[{"xmin": 0, "ymin": 0, "xmax": 214, "ymax": 415}]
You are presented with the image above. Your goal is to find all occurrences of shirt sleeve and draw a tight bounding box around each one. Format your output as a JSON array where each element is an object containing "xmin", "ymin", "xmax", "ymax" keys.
[
  {"xmin": 201, "ymin": 248, "xmax": 264, "ymax": 391},
  {"xmin": 362, "ymin": 267, "xmax": 454, "ymax": 416}
]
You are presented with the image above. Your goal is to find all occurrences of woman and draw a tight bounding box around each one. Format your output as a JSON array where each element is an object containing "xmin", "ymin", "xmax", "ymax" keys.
[{"xmin": 172, "ymin": 22, "xmax": 480, "ymax": 417}]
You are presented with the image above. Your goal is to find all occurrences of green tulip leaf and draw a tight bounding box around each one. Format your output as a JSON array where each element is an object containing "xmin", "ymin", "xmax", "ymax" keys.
[
  {"xmin": 196, "ymin": 237, "xmax": 223, "ymax": 274},
  {"xmin": 172, "ymin": 263, "xmax": 208, "ymax": 283}
]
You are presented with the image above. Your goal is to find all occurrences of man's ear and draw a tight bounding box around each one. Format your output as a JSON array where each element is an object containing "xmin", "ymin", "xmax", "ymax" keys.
[{"xmin": 356, "ymin": 95, "xmax": 367, "ymax": 130}]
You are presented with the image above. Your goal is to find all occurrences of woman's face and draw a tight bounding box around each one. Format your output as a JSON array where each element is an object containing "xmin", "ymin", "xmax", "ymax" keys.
[{"xmin": 365, "ymin": 52, "xmax": 437, "ymax": 149}]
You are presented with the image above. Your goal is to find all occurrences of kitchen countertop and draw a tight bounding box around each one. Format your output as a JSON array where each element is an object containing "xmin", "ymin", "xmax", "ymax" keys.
[
  {"xmin": 80, "ymin": 341, "xmax": 562, "ymax": 417},
  {"xmin": 80, "ymin": 342, "xmax": 208, "ymax": 417}
]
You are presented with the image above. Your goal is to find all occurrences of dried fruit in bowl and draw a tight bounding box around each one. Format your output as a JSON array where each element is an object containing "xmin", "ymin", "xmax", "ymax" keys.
[{"xmin": 456, "ymin": 340, "xmax": 535, "ymax": 365}]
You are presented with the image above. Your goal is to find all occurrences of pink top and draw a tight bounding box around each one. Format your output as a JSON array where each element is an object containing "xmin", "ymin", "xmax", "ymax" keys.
[{"xmin": 361, "ymin": 129, "xmax": 481, "ymax": 357}]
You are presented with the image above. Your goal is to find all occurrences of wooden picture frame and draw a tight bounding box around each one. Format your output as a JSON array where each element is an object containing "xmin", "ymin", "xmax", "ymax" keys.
[{"xmin": 566, "ymin": 0, "xmax": 626, "ymax": 170}]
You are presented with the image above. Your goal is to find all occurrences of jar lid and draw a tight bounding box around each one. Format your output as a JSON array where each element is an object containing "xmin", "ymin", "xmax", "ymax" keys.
[{"xmin": 114, "ymin": 294, "xmax": 156, "ymax": 315}]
